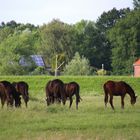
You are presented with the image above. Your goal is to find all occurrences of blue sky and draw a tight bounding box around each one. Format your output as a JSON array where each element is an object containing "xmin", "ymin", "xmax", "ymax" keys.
[{"xmin": 0, "ymin": 0, "xmax": 133, "ymax": 25}]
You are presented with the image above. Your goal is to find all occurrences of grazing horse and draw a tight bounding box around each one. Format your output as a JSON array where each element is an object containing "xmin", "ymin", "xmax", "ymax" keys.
[
  {"xmin": 103, "ymin": 80, "xmax": 137, "ymax": 110},
  {"xmin": 0, "ymin": 81, "xmax": 21, "ymax": 107},
  {"xmin": 45, "ymin": 79, "xmax": 66, "ymax": 106},
  {"xmin": 0, "ymin": 83, "xmax": 13, "ymax": 108},
  {"xmin": 13, "ymin": 81, "xmax": 29, "ymax": 107},
  {"xmin": 64, "ymin": 82, "xmax": 81, "ymax": 109}
]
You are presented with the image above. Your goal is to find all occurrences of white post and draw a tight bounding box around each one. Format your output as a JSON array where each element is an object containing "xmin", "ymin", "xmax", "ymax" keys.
[
  {"xmin": 102, "ymin": 64, "xmax": 104, "ymax": 70},
  {"xmin": 102, "ymin": 64, "xmax": 104, "ymax": 76}
]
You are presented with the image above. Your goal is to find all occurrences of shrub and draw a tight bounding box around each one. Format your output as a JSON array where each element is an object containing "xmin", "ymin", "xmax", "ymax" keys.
[{"xmin": 63, "ymin": 52, "xmax": 92, "ymax": 75}]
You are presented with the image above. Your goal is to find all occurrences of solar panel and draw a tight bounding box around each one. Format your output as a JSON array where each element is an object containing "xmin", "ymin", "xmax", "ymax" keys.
[{"xmin": 31, "ymin": 55, "xmax": 45, "ymax": 67}]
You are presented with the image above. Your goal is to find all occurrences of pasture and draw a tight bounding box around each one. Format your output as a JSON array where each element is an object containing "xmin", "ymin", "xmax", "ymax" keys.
[{"xmin": 0, "ymin": 76, "xmax": 140, "ymax": 140}]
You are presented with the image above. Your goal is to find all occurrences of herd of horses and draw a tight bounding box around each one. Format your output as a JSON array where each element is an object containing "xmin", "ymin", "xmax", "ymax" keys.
[
  {"xmin": 0, "ymin": 81, "xmax": 29, "ymax": 108},
  {"xmin": 0, "ymin": 79, "xmax": 137, "ymax": 110}
]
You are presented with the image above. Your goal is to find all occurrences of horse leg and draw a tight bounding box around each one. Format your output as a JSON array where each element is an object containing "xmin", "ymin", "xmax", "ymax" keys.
[
  {"xmin": 121, "ymin": 96, "xmax": 125, "ymax": 109},
  {"xmin": 25, "ymin": 101, "xmax": 28, "ymax": 108},
  {"xmin": 69, "ymin": 97, "xmax": 73, "ymax": 108},
  {"xmin": 61, "ymin": 93, "xmax": 66, "ymax": 105},
  {"xmin": 109, "ymin": 95, "xmax": 114, "ymax": 110},
  {"xmin": 1, "ymin": 98, "xmax": 5, "ymax": 108},
  {"xmin": 76, "ymin": 95, "xmax": 79, "ymax": 110},
  {"xmin": 104, "ymin": 93, "xmax": 108, "ymax": 108},
  {"xmin": 46, "ymin": 96, "xmax": 50, "ymax": 106}
]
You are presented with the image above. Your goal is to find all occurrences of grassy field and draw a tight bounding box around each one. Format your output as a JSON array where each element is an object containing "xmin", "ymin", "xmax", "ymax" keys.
[{"xmin": 0, "ymin": 76, "xmax": 140, "ymax": 140}]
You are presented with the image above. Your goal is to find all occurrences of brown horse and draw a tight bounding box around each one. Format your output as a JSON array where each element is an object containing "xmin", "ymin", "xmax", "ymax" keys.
[
  {"xmin": 0, "ymin": 83, "xmax": 13, "ymax": 108},
  {"xmin": 0, "ymin": 81, "xmax": 21, "ymax": 107},
  {"xmin": 103, "ymin": 80, "xmax": 137, "ymax": 110},
  {"xmin": 45, "ymin": 79, "xmax": 66, "ymax": 106},
  {"xmin": 13, "ymin": 81, "xmax": 29, "ymax": 107},
  {"xmin": 64, "ymin": 82, "xmax": 81, "ymax": 109}
]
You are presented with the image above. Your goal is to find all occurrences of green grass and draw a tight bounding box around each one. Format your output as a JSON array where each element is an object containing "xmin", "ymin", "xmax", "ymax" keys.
[{"xmin": 0, "ymin": 76, "xmax": 140, "ymax": 140}]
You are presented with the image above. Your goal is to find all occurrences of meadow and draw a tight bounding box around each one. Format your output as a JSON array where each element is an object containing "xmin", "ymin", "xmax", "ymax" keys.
[{"xmin": 0, "ymin": 76, "xmax": 140, "ymax": 140}]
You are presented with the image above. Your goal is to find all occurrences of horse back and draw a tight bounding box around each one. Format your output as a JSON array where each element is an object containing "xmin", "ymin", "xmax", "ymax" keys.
[
  {"xmin": 14, "ymin": 81, "xmax": 29, "ymax": 96},
  {"xmin": 64, "ymin": 82, "xmax": 80, "ymax": 97},
  {"xmin": 104, "ymin": 80, "xmax": 126, "ymax": 96}
]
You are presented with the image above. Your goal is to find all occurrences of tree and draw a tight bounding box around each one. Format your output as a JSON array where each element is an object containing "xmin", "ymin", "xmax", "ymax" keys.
[
  {"xmin": 39, "ymin": 19, "xmax": 76, "ymax": 71},
  {"xmin": 107, "ymin": 9, "xmax": 140, "ymax": 75},
  {"xmin": 73, "ymin": 20, "xmax": 111, "ymax": 70},
  {"xmin": 96, "ymin": 8, "xmax": 130, "ymax": 32},
  {"xmin": 0, "ymin": 28, "xmax": 38, "ymax": 75},
  {"xmin": 63, "ymin": 52, "xmax": 92, "ymax": 75},
  {"xmin": 95, "ymin": 8, "xmax": 131, "ymax": 71},
  {"xmin": 133, "ymin": 0, "xmax": 140, "ymax": 9}
]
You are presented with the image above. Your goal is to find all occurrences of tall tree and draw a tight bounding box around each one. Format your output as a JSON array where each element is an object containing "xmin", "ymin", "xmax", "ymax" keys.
[
  {"xmin": 96, "ymin": 8, "xmax": 130, "ymax": 32},
  {"xmin": 73, "ymin": 20, "xmax": 111, "ymax": 70},
  {"xmin": 95, "ymin": 8, "xmax": 131, "ymax": 71},
  {"xmin": 133, "ymin": 0, "xmax": 140, "ymax": 9},
  {"xmin": 107, "ymin": 9, "xmax": 140, "ymax": 75},
  {"xmin": 0, "ymin": 28, "xmax": 38, "ymax": 75},
  {"xmin": 39, "ymin": 19, "xmax": 76, "ymax": 70}
]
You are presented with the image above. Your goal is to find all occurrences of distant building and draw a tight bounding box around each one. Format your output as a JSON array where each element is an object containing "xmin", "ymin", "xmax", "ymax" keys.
[
  {"xmin": 133, "ymin": 59, "xmax": 140, "ymax": 77},
  {"xmin": 20, "ymin": 55, "xmax": 46, "ymax": 67},
  {"xmin": 31, "ymin": 55, "xmax": 46, "ymax": 67}
]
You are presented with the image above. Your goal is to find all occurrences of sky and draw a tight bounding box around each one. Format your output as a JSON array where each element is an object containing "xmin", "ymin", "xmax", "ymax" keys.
[{"xmin": 0, "ymin": 0, "xmax": 133, "ymax": 26}]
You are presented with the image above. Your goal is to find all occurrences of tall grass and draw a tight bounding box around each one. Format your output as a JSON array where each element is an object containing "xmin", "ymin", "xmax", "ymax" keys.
[{"xmin": 0, "ymin": 76, "xmax": 140, "ymax": 140}]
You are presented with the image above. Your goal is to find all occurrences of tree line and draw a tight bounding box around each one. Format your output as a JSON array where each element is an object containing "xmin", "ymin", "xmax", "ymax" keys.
[{"xmin": 0, "ymin": 0, "xmax": 140, "ymax": 75}]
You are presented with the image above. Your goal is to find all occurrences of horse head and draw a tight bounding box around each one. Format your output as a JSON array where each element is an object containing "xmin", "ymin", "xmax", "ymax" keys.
[{"xmin": 131, "ymin": 95, "xmax": 137, "ymax": 105}]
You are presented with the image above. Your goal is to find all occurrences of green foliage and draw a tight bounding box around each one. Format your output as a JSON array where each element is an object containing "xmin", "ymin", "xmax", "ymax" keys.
[
  {"xmin": 63, "ymin": 52, "xmax": 92, "ymax": 75},
  {"xmin": 96, "ymin": 8, "xmax": 130, "ymax": 32},
  {"xmin": 73, "ymin": 20, "xmax": 112, "ymax": 70},
  {"xmin": 97, "ymin": 69, "xmax": 107, "ymax": 76},
  {"xmin": 0, "ymin": 7, "xmax": 139, "ymax": 76},
  {"xmin": 31, "ymin": 66, "xmax": 46, "ymax": 75},
  {"xmin": 107, "ymin": 9, "xmax": 140, "ymax": 75},
  {"xmin": 39, "ymin": 19, "xmax": 75, "ymax": 68},
  {"xmin": 133, "ymin": 0, "xmax": 140, "ymax": 9},
  {"xmin": 0, "ymin": 25, "xmax": 39, "ymax": 75}
]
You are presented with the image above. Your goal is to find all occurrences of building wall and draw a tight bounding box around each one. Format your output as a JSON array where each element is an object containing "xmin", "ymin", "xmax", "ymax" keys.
[{"xmin": 134, "ymin": 65, "xmax": 140, "ymax": 77}]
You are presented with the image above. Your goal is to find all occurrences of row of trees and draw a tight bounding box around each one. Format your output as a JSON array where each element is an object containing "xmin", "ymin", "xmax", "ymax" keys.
[{"xmin": 0, "ymin": 0, "xmax": 140, "ymax": 75}]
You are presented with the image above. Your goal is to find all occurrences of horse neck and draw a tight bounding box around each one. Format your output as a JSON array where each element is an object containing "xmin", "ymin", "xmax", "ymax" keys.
[{"xmin": 126, "ymin": 86, "xmax": 135, "ymax": 99}]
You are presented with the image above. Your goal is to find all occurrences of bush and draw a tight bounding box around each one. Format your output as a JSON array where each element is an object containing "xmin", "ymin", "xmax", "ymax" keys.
[
  {"xmin": 31, "ymin": 66, "xmax": 46, "ymax": 75},
  {"xmin": 63, "ymin": 52, "xmax": 92, "ymax": 75},
  {"xmin": 97, "ymin": 69, "xmax": 108, "ymax": 76}
]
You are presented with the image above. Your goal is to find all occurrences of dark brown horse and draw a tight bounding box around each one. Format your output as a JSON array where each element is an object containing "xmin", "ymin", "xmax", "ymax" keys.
[
  {"xmin": 0, "ymin": 82, "xmax": 13, "ymax": 108},
  {"xmin": 64, "ymin": 82, "xmax": 81, "ymax": 109},
  {"xmin": 45, "ymin": 79, "xmax": 66, "ymax": 106},
  {"xmin": 13, "ymin": 81, "xmax": 29, "ymax": 107},
  {"xmin": 0, "ymin": 81, "xmax": 21, "ymax": 107},
  {"xmin": 103, "ymin": 80, "xmax": 137, "ymax": 110}
]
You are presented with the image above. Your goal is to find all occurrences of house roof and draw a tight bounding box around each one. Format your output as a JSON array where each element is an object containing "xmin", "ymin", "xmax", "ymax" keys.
[
  {"xmin": 31, "ymin": 55, "xmax": 46, "ymax": 67},
  {"xmin": 133, "ymin": 59, "xmax": 140, "ymax": 66},
  {"xmin": 20, "ymin": 55, "xmax": 46, "ymax": 67}
]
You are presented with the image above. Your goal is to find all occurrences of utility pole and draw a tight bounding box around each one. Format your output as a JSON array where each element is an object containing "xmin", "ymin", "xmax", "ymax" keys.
[
  {"xmin": 55, "ymin": 55, "xmax": 58, "ymax": 77},
  {"xmin": 54, "ymin": 55, "xmax": 64, "ymax": 77}
]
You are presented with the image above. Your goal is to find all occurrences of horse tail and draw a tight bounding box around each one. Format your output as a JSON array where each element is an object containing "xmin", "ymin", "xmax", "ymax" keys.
[
  {"xmin": 76, "ymin": 84, "xmax": 81, "ymax": 102},
  {"xmin": 103, "ymin": 82, "xmax": 109, "ymax": 107}
]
